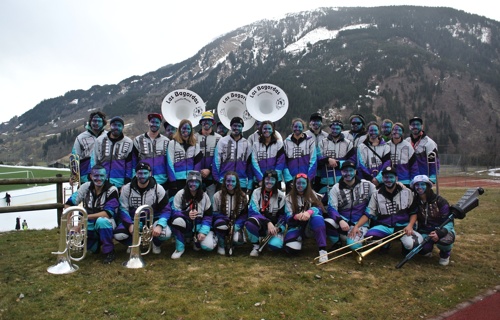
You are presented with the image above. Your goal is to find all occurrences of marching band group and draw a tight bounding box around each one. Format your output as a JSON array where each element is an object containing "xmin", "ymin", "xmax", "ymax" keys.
[{"xmin": 65, "ymin": 107, "xmax": 454, "ymax": 268}]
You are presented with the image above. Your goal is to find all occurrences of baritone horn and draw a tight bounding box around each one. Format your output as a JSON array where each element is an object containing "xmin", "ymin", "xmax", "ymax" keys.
[
  {"xmin": 123, "ymin": 205, "xmax": 154, "ymax": 269},
  {"xmin": 161, "ymin": 89, "xmax": 205, "ymax": 128},
  {"xmin": 47, "ymin": 206, "xmax": 88, "ymax": 274},
  {"xmin": 245, "ymin": 83, "xmax": 288, "ymax": 122},
  {"xmin": 217, "ymin": 91, "xmax": 255, "ymax": 132}
]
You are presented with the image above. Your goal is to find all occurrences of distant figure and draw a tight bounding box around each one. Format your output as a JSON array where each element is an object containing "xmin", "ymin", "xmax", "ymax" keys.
[
  {"xmin": 15, "ymin": 217, "xmax": 20, "ymax": 231},
  {"xmin": 22, "ymin": 219, "xmax": 28, "ymax": 230},
  {"xmin": 5, "ymin": 193, "xmax": 11, "ymax": 206}
]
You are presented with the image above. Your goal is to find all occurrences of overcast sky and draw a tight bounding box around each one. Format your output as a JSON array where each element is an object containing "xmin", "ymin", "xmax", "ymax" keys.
[{"xmin": 1, "ymin": 1, "xmax": 499, "ymax": 123}]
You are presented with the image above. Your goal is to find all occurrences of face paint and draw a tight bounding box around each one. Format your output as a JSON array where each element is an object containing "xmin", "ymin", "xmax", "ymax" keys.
[
  {"xmin": 217, "ymin": 125, "xmax": 228, "ymax": 136},
  {"xmin": 341, "ymin": 167, "xmax": 356, "ymax": 182},
  {"xmin": 414, "ymin": 182, "xmax": 428, "ymax": 195},
  {"xmin": 295, "ymin": 178, "xmax": 308, "ymax": 194},
  {"xmin": 254, "ymin": 121, "xmax": 261, "ymax": 130},
  {"xmin": 310, "ymin": 119, "xmax": 321, "ymax": 131},
  {"xmin": 188, "ymin": 180, "xmax": 200, "ymax": 191},
  {"xmin": 136, "ymin": 169, "xmax": 150, "ymax": 185},
  {"xmin": 225, "ymin": 175, "xmax": 237, "ymax": 191},
  {"xmin": 350, "ymin": 118, "xmax": 363, "ymax": 132},
  {"xmin": 382, "ymin": 123, "xmax": 393, "ymax": 136},
  {"xmin": 330, "ymin": 124, "xmax": 342, "ymax": 137},
  {"xmin": 200, "ymin": 119, "xmax": 213, "ymax": 130},
  {"xmin": 180, "ymin": 123, "xmax": 192, "ymax": 139},
  {"xmin": 410, "ymin": 121, "xmax": 422, "ymax": 135},
  {"xmin": 165, "ymin": 125, "xmax": 177, "ymax": 139},
  {"xmin": 91, "ymin": 168, "xmax": 107, "ymax": 187},
  {"xmin": 261, "ymin": 124, "xmax": 273, "ymax": 138},
  {"xmin": 264, "ymin": 177, "xmax": 276, "ymax": 190},
  {"xmin": 231, "ymin": 123, "xmax": 243, "ymax": 136},
  {"xmin": 368, "ymin": 125, "xmax": 380, "ymax": 139},
  {"xmin": 110, "ymin": 122, "xmax": 124, "ymax": 137},
  {"xmin": 382, "ymin": 173, "xmax": 397, "ymax": 189},
  {"xmin": 91, "ymin": 116, "xmax": 104, "ymax": 131},
  {"xmin": 292, "ymin": 121, "xmax": 304, "ymax": 135},
  {"xmin": 391, "ymin": 126, "xmax": 403, "ymax": 139},
  {"xmin": 149, "ymin": 118, "xmax": 161, "ymax": 133}
]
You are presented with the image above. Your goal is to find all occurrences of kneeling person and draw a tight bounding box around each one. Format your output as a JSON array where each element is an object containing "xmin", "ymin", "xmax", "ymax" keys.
[{"xmin": 65, "ymin": 165, "xmax": 119, "ymax": 264}]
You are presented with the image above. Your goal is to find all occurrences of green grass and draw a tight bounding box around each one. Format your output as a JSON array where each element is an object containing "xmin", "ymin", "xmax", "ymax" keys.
[
  {"xmin": 0, "ymin": 166, "xmax": 70, "ymax": 192},
  {"xmin": 0, "ymin": 187, "xmax": 498, "ymax": 320}
]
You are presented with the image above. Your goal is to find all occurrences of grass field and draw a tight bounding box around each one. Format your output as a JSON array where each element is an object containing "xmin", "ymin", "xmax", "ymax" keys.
[
  {"xmin": 0, "ymin": 166, "xmax": 70, "ymax": 193},
  {"xmin": 0, "ymin": 187, "xmax": 498, "ymax": 320}
]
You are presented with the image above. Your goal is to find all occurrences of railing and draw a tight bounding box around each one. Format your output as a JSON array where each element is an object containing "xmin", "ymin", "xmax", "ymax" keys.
[{"xmin": 0, "ymin": 176, "xmax": 68, "ymax": 226}]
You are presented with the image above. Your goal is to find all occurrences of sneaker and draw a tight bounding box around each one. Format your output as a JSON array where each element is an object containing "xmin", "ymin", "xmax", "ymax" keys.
[
  {"xmin": 423, "ymin": 252, "xmax": 433, "ymax": 258},
  {"xmin": 217, "ymin": 246, "xmax": 225, "ymax": 256},
  {"xmin": 102, "ymin": 251, "xmax": 115, "ymax": 264},
  {"xmin": 250, "ymin": 248, "xmax": 259, "ymax": 257},
  {"xmin": 439, "ymin": 257, "xmax": 450, "ymax": 266},
  {"xmin": 152, "ymin": 243, "xmax": 161, "ymax": 254},
  {"xmin": 127, "ymin": 247, "xmax": 131, "ymax": 254},
  {"xmin": 318, "ymin": 250, "xmax": 328, "ymax": 264},
  {"xmin": 171, "ymin": 250, "xmax": 185, "ymax": 259},
  {"xmin": 192, "ymin": 241, "xmax": 201, "ymax": 251}
]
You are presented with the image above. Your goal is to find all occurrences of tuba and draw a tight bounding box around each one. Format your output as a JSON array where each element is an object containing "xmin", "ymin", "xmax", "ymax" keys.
[
  {"xmin": 245, "ymin": 83, "xmax": 288, "ymax": 122},
  {"xmin": 217, "ymin": 91, "xmax": 255, "ymax": 132},
  {"xmin": 47, "ymin": 206, "xmax": 88, "ymax": 274},
  {"xmin": 161, "ymin": 89, "xmax": 205, "ymax": 128},
  {"xmin": 123, "ymin": 205, "xmax": 154, "ymax": 269}
]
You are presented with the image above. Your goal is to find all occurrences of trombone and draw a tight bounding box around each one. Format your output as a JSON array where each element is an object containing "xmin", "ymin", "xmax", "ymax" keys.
[
  {"xmin": 427, "ymin": 150, "xmax": 439, "ymax": 195},
  {"xmin": 123, "ymin": 205, "xmax": 154, "ymax": 269},
  {"xmin": 314, "ymin": 229, "xmax": 406, "ymax": 265},
  {"xmin": 355, "ymin": 229, "xmax": 405, "ymax": 265},
  {"xmin": 314, "ymin": 236, "xmax": 373, "ymax": 265},
  {"xmin": 47, "ymin": 206, "xmax": 88, "ymax": 274},
  {"xmin": 258, "ymin": 221, "xmax": 284, "ymax": 253}
]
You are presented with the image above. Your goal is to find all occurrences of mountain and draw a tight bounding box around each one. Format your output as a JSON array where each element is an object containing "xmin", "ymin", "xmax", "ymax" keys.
[{"xmin": 1, "ymin": 6, "xmax": 499, "ymax": 167}]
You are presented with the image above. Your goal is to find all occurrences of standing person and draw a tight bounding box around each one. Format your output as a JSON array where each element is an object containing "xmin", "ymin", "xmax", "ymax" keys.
[
  {"xmin": 169, "ymin": 171, "xmax": 215, "ymax": 259},
  {"xmin": 283, "ymin": 118, "xmax": 317, "ymax": 193},
  {"xmin": 251, "ymin": 120, "xmax": 285, "ymax": 190},
  {"xmin": 65, "ymin": 165, "xmax": 120, "ymax": 263},
  {"xmin": 216, "ymin": 121, "xmax": 229, "ymax": 137},
  {"xmin": 326, "ymin": 160, "xmax": 376, "ymax": 250},
  {"xmin": 317, "ymin": 119, "xmax": 355, "ymax": 194},
  {"xmin": 5, "ymin": 192, "xmax": 11, "ymax": 206},
  {"xmin": 342, "ymin": 114, "xmax": 367, "ymax": 148},
  {"xmin": 90, "ymin": 116, "xmax": 133, "ymax": 189},
  {"xmin": 212, "ymin": 171, "xmax": 248, "ymax": 255},
  {"xmin": 132, "ymin": 113, "xmax": 170, "ymax": 189},
  {"xmin": 405, "ymin": 117, "xmax": 440, "ymax": 185},
  {"xmin": 213, "ymin": 117, "xmax": 254, "ymax": 193},
  {"xmin": 15, "ymin": 216, "xmax": 20, "ymax": 231},
  {"xmin": 283, "ymin": 173, "xmax": 328, "ymax": 263},
  {"xmin": 71, "ymin": 111, "xmax": 107, "ymax": 184},
  {"xmin": 195, "ymin": 111, "xmax": 222, "ymax": 202},
  {"xmin": 245, "ymin": 170, "xmax": 286, "ymax": 257},
  {"xmin": 401, "ymin": 175, "xmax": 455, "ymax": 266},
  {"xmin": 357, "ymin": 121, "xmax": 391, "ymax": 187},
  {"xmin": 350, "ymin": 166, "xmax": 416, "ymax": 253},
  {"xmin": 247, "ymin": 121, "xmax": 283, "ymax": 148},
  {"xmin": 114, "ymin": 162, "xmax": 172, "ymax": 254},
  {"xmin": 380, "ymin": 119, "xmax": 393, "ymax": 142},
  {"xmin": 388, "ymin": 122, "xmax": 418, "ymax": 186},
  {"xmin": 163, "ymin": 121, "xmax": 177, "ymax": 140},
  {"xmin": 305, "ymin": 112, "xmax": 329, "ymax": 193},
  {"xmin": 22, "ymin": 219, "xmax": 28, "ymax": 230},
  {"xmin": 166, "ymin": 119, "xmax": 202, "ymax": 200}
]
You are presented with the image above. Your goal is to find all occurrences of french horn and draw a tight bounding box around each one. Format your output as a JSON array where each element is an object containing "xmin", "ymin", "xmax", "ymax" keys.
[
  {"xmin": 217, "ymin": 91, "xmax": 255, "ymax": 132},
  {"xmin": 161, "ymin": 89, "xmax": 205, "ymax": 128},
  {"xmin": 245, "ymin": 83, "xmax": 288, "ymax": 122}
]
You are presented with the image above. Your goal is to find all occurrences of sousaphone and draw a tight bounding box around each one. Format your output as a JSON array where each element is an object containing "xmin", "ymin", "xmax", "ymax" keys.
[
  {"xmin": 217, "ymin": 91, "xmax": 255, "ymax": 132},
  {"xmin": 245, "ymin": 83, "xmax": 288, "ymax": 122},
  {"xmin": 161, "ymin": 89, "xmax": 205, "ymax": 128}
]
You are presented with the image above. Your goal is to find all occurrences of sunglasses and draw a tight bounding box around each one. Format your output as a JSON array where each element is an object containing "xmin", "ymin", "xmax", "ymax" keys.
[
  {"xmin": 351, "ymin": 122, "xmax": 362, "ymax": 125},
  {"xmin": 295, "ymin": 173, "xmax": 308, "ymax": 179}
]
